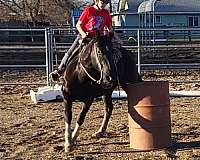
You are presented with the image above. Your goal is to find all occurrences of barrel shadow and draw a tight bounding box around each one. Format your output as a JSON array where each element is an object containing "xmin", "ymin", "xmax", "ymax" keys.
[{"xmin": 174, "ymin": 141, "xmax": 200, "ymax": 150}]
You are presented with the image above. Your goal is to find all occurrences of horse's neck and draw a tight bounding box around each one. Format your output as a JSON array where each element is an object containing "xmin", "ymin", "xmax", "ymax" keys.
[{"xmin": 79, "ymin": 40, "xmax": 96, "ymax": 64}]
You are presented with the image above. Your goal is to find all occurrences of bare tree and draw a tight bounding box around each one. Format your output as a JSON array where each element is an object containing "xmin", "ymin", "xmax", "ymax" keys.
[
  {"xmin": 52, "ymin": 0, "xmax": 79, "ymax": 24},
  {"xmin": 0, "ymin": 0, "xmax": 81, "ymax": 24},
  {"xmin": 0, "ymin": 0, "xmax": 40, "ymax": 21}
]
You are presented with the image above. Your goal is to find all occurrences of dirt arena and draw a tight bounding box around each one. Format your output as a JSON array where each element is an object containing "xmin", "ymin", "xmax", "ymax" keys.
[{"xmin": 0, "ymin": 69, "xmax": 200, "ymax": 160}]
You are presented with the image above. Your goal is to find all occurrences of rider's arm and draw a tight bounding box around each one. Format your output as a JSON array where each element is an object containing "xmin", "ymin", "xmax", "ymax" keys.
[
  {"xmin": 76, "ymin": 21, "xmax": 87, "ymax": 39},
  {"xmin": 105, "ymin": 12, "xmax": 123, "ymax": 45},
  {"xmin": 76, "ymin": 7, "xmax": 89, "ymax": 39},
  {"xmin": 105, "ymin": 10, "xmax": 114, "ymax": 35},
  {"xmin": 106, "ymin": 26, "xmax": 113, "ymax": 33}
]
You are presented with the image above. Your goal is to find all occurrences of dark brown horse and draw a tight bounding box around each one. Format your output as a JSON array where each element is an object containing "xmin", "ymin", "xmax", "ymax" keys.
[{"xmin": 62, "ymin": 35, "xmax": 142, "ymax": 152}]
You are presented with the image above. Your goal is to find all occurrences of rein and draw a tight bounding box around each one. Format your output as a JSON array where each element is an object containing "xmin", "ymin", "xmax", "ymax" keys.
[{"xmin": 79, "ymin": 43, "xmax": 103, "ymax": 84}]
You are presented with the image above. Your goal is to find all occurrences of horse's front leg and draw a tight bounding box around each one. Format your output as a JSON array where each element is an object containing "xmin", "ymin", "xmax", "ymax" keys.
[
  {"xmin": 63, "ymin": 92, "xmax": 73, "ymax": 152},
  {"xmin": 92, "ymin": 94, "xmax": 113, "ymax": 138},
  {"xmin": 72, "ymin": 99, "xmax": 93, "ymax": 143}
]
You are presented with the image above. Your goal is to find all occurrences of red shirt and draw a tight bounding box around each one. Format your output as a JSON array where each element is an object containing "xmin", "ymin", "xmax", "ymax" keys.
[{"xmin": 79, "ymin": 6, "xmax": 112, "ymax": 34}]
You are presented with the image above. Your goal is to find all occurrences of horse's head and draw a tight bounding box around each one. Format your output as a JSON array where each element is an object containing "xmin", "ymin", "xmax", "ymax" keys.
[{"xmin": 79, "ymin": 35, "xmax": 115, "ymax": 89}]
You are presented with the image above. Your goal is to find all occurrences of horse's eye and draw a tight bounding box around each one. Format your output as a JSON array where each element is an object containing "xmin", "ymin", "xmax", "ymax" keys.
[{"xmin": 106, "ymin": 76, "xmax": 112, "ymax": 82}]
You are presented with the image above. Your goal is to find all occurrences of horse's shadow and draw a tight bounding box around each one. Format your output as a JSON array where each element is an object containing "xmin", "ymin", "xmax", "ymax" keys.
[
  {"xmin": 74, "ymin": 132, "xmax": 200, "ymax": 157},
  {"xmin": 76, "ymin": 133, "xmax": 200, "ymax": 148}
]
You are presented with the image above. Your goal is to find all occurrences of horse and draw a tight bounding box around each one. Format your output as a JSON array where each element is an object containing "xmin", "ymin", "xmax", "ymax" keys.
[{"xmin": 61, "ymin": 34, "xmax": 142, "ymax": 152}]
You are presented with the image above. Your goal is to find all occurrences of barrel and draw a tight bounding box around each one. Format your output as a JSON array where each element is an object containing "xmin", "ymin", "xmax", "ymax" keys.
[{"xmin": 127, "ymin": 81, "xmax": 171, "ymax": 150}]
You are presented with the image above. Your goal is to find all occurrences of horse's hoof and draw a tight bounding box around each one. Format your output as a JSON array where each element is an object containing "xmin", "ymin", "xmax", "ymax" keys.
[{"xmin": 92, "ymin": 132, "xmax": 104, "ymax": 139}]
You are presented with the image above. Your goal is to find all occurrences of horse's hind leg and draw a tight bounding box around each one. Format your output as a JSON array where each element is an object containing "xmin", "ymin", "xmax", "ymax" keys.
[
  {"xmin": 72, "ymin": 99, "xmax": 93, "ymax": 143},
  {"xmin": 92, "ymin": 94, "xmax": 113, "ymax": 138}
]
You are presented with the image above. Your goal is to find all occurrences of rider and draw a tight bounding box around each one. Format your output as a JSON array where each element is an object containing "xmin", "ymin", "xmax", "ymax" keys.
[{"xmin": 50, "ymin": 0, "xmax": 113, "ymax": 81}]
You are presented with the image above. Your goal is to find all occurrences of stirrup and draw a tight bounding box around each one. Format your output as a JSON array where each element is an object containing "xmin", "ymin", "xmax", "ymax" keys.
[{"xmin": 49, "ymin": 70, "xmax": 60, "ymax": 81}]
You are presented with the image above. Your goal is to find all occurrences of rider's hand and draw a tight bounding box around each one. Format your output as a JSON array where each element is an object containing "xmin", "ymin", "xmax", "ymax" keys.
[{"xmin": 81, "ymin": 32, "xmax": 87, "ymax": 39}]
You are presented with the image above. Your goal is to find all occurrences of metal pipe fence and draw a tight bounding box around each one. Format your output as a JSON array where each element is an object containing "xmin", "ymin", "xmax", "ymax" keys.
[
  {"xmin": 0, "ymin": 27, "xmax": 200, "ymax": 86},
  {"xmin": 0, "ymin": 28, "xmax": 48, "ymax": 85},
  {"xmin": 135, "ymin": 28, "xmax": 200, "ymax": 73}
]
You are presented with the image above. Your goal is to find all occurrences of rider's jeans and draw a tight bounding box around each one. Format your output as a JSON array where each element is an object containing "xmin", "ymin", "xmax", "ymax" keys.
[{"xmin": 58, "ymin": 34, "xmax": 81, "ymax": 70}]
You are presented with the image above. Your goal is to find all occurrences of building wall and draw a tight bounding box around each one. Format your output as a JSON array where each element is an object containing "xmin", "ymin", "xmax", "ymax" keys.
[
  {"xmin": 156, "ymin": 14, "xmax": 188, "ymax": 27},
  {"xmin": 125, "ymin": 15, "xmax": 139, "ymax": 27},
  {"xmin": 112, "ymin": 14, "xmax": 139, "ymax": 27},
  {"xmin": 115, "ymin": 13, "xmax": 200, "ymax": 28},
  {"xmin": 155, "ymin": 14, "xmax": 200, "ymax": 28}
]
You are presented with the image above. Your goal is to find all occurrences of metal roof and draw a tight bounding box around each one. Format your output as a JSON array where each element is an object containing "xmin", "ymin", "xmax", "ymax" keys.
[
  {"xmin": 155, "ymin": 0, "xmax": 200, "ymax": 12},
  {"xmin": 138, "ymin": 0, "xmax": 157, "ymax": 13},
  {"xmin": 125, "ymin": 0, "xmax": 200, "ymax": 13},
  {"xmin": 138, "ymin": 1, "xmax": 149, "ymax": 13}
]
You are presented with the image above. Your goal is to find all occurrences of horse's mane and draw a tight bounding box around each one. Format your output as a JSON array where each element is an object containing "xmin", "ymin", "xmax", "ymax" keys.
[{"xmin": 79, "ymin": 39, "xmax": 96, "ymax": 64}]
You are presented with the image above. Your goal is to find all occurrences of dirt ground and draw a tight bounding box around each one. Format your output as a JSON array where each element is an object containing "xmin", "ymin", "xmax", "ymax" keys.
[{"xmin": 0, "ymin": 69, "xmax": 200, "ymax": 160}]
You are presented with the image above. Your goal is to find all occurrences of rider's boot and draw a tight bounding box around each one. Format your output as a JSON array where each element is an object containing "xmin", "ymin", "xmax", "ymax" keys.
[{"xmin": 49, "ymin": 69, "xmax": 63, "ymax": 81}]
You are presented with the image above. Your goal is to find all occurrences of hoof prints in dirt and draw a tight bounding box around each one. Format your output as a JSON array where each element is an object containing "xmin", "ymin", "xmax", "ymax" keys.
[{"xmin": 0, "ymin": 70, "xmax": 200, "ymax": 159}]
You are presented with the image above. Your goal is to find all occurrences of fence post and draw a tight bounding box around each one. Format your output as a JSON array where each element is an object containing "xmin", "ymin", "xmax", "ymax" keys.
[
  {"xmin": 45, "ymin": 28, "xmax": 49, "ymax": 86},
  {"xmin": 49, "ymin": 28, "xmax": 54, "ymax": 76},
  {"xmin": 137, "ymin": 29, "xmax": 141, "ymax": 74},
  {"xmin": 45, "ymin": 28, "xmax": 54, "ymax": 86}
]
